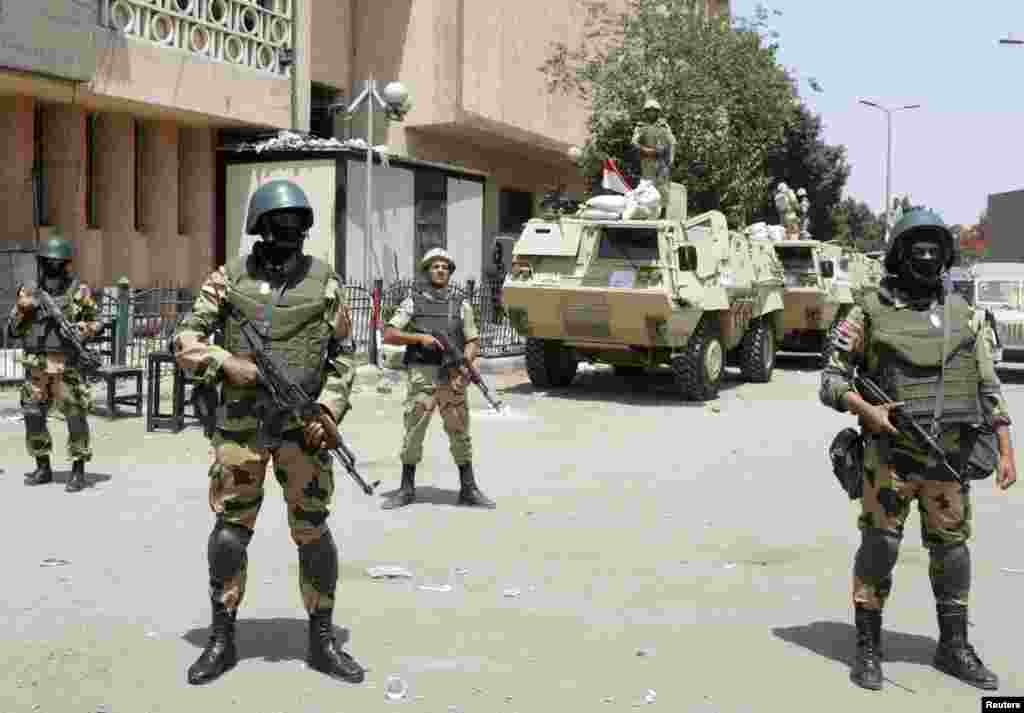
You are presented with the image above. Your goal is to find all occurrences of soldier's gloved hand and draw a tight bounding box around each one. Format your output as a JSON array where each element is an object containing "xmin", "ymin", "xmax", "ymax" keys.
[
  {"xmin": 859, "ymin": 402, "xmax": 903, "ymax": 435},
  {"xmin": 997, "ymin": 454, "xmax": 1017, "ymax": 490},
  {"xmin": 222, "ymin": 355, "xmax": 260, "ymax": 386},
  {"xmin": 16, "ymin": 288, "xmax": 36, "ymax": 313}
]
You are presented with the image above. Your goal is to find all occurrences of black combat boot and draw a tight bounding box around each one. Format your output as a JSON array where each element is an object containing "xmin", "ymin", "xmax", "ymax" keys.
[
  {"xmin": 850, "ymin": 606, "xmax": 883, "ymax": 690},
  {"xmin": 25, "ymin": 456, "xmax": 53, "ymax": 486},
  {"xmin": 187, "ymin": 603, "xmax": 238, "ymax": 685},
  {"xmin": 381, "ymin": 464, "xmax": 416, "ymax": 509},
  {"xmin": 933, "ymin": 604, "xmax": 999, "ymax": 690},
  {"xmin": 456, "ymin": 463, "xmax": 495, "ymax": 508},
  {"xmin": 65, "ymin": 460, "xmax": 87, "ymax": 493},
  {"xmin": 308, "ymin": 609, "xmax": 365, "ymax": 683}
]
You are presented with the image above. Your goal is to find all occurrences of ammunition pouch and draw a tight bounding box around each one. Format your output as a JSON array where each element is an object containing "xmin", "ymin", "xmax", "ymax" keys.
[
  {"xmin": 829, "ymin": 427, "xmax": 865, "ymax": 499},
  {"xmin": 960, "ymin": 424, "xmax": 999, "ymax": 480}
]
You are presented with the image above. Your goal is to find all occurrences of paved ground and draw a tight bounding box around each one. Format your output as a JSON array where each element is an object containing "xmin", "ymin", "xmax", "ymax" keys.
[{"xmin": 1, "ymin": 356, "xmax": 1022, "ymax": 713}]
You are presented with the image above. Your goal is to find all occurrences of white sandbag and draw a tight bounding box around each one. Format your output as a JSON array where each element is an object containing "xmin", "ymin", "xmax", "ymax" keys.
[
  {"xmin": 578, "ymin": 208, "xmax": 622, "ymax": 220},
  {"xmin": 768, "ymin": 225, "xmax": 786, "ymax": 242},
  {"xmin": 585, "ymin": 194, "xmax": 628, "ymax": 213},
  {"xmin": 622, "ymin": 201, "xmax": 653, "ymax": 220}
]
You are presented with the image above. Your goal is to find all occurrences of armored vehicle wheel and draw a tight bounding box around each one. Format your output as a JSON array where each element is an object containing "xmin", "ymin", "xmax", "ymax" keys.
[
  {"xmin": 739, "ymin": 316, "xmax": 775, "ymax": 383},
  {"xmin": 525, "ymin": 338, "xmax": 578, "ymax": 388},
  {"xmin": 671, "ymin": 316, "xmax": 724, "ymax": 401}
]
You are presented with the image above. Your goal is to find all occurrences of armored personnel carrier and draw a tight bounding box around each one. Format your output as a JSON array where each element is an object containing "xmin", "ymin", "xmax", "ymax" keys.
[
  {"xmin": 501, "ymin": 202, "xmax": 786, "ymax": 401},
  {"xmin": 774, "ymin": 240, "xmax": 881, "ymax": 353}
]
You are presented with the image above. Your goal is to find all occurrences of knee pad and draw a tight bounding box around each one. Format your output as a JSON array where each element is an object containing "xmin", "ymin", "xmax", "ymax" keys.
[
  {"xmin": 298, "ymin": 530, "xmax": 338, "ymax": 597},
  {"xmin": 208, "ymin": 522, "xmax": 253, "ymax": 582},
  {"xmin": 65, "ymin": 412, "xmax": 89, "ymax": 438},
  {"xmin": 929, "ymin": 543, "xmax": 971, "ymax": 602},
  {"xmin": 854, "ymin": 527, "xmax": 902, "ymax": 584}
]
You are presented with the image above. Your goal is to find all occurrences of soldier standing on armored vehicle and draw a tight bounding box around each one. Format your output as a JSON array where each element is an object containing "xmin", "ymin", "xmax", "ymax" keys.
[
  {"xmin": 8, "ymin": 236, "xmax": 100, "ymax": 493},
  {"xmin": 380, "ymin": 248, "xmax": 495, "ymax": 510},
  {"xmin": 631, "ymin": 98, "xmax": 676, "ymax": 217},
  {"xmin": 172, "ymin": 179, "xmax": 364, "ymax": 686},
  {"xmin": 820, "ymin": 209, "xmax": 1017, "ymax": 692}
]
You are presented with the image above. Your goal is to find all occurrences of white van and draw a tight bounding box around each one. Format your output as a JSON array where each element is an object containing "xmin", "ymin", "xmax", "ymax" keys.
[{"xmin": 964, "ymin": 263, "xmax": 1024, "ymax": 362}]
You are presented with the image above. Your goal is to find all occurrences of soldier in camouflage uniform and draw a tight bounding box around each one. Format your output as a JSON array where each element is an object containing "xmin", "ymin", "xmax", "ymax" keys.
[
  {"xmin": 820, "ymin": 209, "xmax": 1017, "ymax": 692},
  {"xmin": 7, "ymin": 236, "xmax": 100, "ymax": 493},
  {"xmin": 173, "ymin": 179, "xmax": 363, "ymax": 686},
  {"xmin": 631, "ymin": 98, "xmax": 676, "ymax": 217},
  {"xmin": 380, "ymin": 247, "xmax": 495, "ymax": 510}
]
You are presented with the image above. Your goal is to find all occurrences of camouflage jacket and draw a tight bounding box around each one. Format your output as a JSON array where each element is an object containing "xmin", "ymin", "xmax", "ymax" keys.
[
  {"xmin": 172, "ymin": 262, "xmax": 355, "ymax": 425},
  {"xmin": 7, "ymin": 279, "xmax": 101, "ymax": 373},
  {"xmin": 820, "ymin": 283, "xmax": 1011, "ymax": 457}
]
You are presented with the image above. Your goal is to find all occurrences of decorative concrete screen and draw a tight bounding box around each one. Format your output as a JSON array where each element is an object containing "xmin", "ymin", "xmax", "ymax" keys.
[{"xmin": 103, "ymin": 0, "xmax": 293, "ymax": 76}]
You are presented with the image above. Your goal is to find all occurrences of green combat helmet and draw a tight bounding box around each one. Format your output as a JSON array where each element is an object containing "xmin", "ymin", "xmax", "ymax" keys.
[
  {"xmin": 884, "ymin": 208, "xmax": 955, "ymax": 276},
  {"xmin": 37, "ymin": 236, "xmax": 73, "ymax": 261},
  {"xmin": 245, "ymin": 179, "xmax": 314, "ymax": 235},
  {"xmin": 421, "ymin": 247, "xmax": 456, "ymax": 274}
]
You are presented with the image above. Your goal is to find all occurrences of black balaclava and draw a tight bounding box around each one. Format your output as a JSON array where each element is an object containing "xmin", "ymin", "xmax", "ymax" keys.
[
  {"xmin": 255, "ymin": 209, "xmax": 307, "ymax": 283},
  {"xmin": 894, "ymin": 230, "xmax": 947, "ymax": 299},
  {"xmin": 39, "ymin": 258, "xmax": 69, "ymax": 294}
]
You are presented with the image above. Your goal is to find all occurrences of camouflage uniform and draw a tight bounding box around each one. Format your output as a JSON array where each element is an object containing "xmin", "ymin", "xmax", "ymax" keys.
[
  {"xmin": 631, "ymin": 101, "xmax": 676, "ymax": 216},
  {"xmin": 820, "ymin": 208, "xmax": 1010, "ymax": 692},
  {"xmin": 175, "ymin": 178, "xmax": 364, "ymax": 686},
  {"xmin": 380, "ymin": 247, "xmax": 495, "ymax": 510},
  {"xmin": 8, "ymin": 276, "xmax": 100, "ymax": 492},
  {"xmin": 390, "ymin": 295, "xmax": 479, "ymax": 466},
  {"xmin": 174, "ymin": 261, "xmax": 355, "ymax": 613}
]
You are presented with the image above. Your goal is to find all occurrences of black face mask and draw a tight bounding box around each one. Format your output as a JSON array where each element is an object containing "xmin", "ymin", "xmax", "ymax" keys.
[
  {"xmin": 904, "ymin": 240, "xmax": 944, "ymax": 287},
  {"xmin": 39, "ymin": 258, "xmax": 67, "ymax": 283},
  {"xmin": 258, "ymin": 211, "xmax": 306, "ymax": 269}
]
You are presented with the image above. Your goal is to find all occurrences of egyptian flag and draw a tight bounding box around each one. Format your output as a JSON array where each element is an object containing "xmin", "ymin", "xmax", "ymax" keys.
[{"xmin": 601, "ymin": 159, "xmax": 632, "ymax": 194}]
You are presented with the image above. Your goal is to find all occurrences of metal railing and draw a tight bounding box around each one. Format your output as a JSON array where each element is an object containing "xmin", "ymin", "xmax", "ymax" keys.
[{"xmin": 0, "ymin": 275, "xmax": 524, "ymax": 385}]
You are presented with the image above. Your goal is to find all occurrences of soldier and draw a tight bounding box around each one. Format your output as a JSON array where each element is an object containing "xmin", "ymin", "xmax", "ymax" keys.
[
  {"xmin": 631, "ymin": 98, "xmax": 676, "ymax": 217},
  {"xmin": 797, "ymin": 188, "xmax": 811, "ymax": 238},
  {"xmin": 820, "ymin": 209, "xmax": 1017, "ymax": 692},
  {"xmin": 380, "ymin": 248, "xmax": 495, "ymax": 510},
  {"xmin": 172, "ymin": 179, "xmax": 363, "ymax": 685},
  {"xmin": 774, "ymin": 183, "xmax": 800, "ymax": 239},
  {"xmin": 7, "ymin": 236, "xmax": 100, "ymax": 493}
]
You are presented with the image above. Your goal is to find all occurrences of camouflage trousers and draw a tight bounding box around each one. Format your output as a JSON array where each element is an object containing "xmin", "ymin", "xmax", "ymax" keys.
[
  {"xmin": 207, "ymin": 429, "xmax": 336, "ymax": 613},
  {"xmin": 853, "ymin": 438, "xmax": 972, "ymax": 610},
  {"xmin": 20, "ymin": 365, "xmax": 93, "ymax": 462},
  {"xmin": 400, "ymin": 365, "xmax": 473, "ymax": 466}
]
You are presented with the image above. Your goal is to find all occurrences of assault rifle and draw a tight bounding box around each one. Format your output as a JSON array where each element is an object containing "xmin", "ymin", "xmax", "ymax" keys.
[
  {"xmin": 32, "ymin": 287, "xmax": 103, "ymax": 374},
  {"xmin": 853, "ymin": 374, "xmax": 964, "ymax": 485},
  {"xmin": 430, "ymin": 330, "xmax": 506, "ymax": 413},
  {"xmin": 222, "ymin": 301, "xmax": 380, "ymax": 496}
]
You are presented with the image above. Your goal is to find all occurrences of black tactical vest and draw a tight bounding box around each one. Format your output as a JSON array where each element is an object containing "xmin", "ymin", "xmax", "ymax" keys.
[
  {"xmin": 862, "ymin": 289, "xmax": 982, "ymax": 427},
  {"xmin": 25, "ymin": 278, "xmax": 79, "ymax": 354},
  {"xmin": 403, "ymin": 286, "xmax": 465, "ymax": 366}
]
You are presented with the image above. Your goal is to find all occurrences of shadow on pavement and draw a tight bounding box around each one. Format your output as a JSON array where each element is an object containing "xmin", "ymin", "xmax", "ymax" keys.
[
  {"xmin": 19, "ymin": 467, "xmax": 114, "ymax": 488},
  {"xmin": 182, "ymin": 617, "xmax": 352, "ymax": 664},
  {"xmin": 772, "ymin": 620, "xmax": 937, "ymax": 667},
  {"xmin": 497, "ymin": 366, "xmax": 741, "ymax": 408},
  {"xmin": 378, "ymin": 485, "xmax": 478, "ymax": 507}
]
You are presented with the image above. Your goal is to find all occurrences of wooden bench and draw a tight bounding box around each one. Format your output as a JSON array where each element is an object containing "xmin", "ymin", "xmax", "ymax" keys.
[{"xmin": 89, "ymin": 319, "xmax": 144, "ymax": 419}]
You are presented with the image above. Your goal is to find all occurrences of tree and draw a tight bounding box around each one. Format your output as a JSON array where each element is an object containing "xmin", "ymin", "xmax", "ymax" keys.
[
  {"xmin": 829, "ymin": 197, "xmax": 883, "ymax": 252},
  {"xmin": 757, "ymin": 102, "xmax": 850, "ymax": 240},
  {"xmin": 541, "ymin": 0, "xmax": 799, "ymax": 227}
]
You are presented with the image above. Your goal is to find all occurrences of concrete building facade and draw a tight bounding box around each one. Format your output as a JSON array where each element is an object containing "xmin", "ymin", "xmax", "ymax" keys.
[{"xmin": 1, "ymin": 0, "xmax": 730, "ymax": 290}]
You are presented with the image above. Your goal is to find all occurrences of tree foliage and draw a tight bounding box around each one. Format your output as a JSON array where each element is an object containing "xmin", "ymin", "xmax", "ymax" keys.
[
  {"xmin": 829, "ymin": 197, "xmax": 884, "ymax": 252},
  {"xmin": 540, "ymin": 0, "xmax": 800, "ymax": 227},
  {"xmin": 756, "ymin": 102, "xmax": 850, "ymax": 240}
]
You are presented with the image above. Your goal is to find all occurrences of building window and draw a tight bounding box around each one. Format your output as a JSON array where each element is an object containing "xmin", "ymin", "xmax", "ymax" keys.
[
  {"xmin": 85, "ymin": 114, "xmax": 99, "ymax": 229},
  {"xmin": 414, "ymin": 169, "xmax": 447, "ymax": 268},
  {"xmin": 134, "ymin": 119, "xmax": 144, "ymax": 232},
  {"xmin": 32, "ymin": 106, "xmax": 48, "ymax": 226},
  {"xmin": 310, "ymin": 83, "xmax": 340, "ymax": 139},
  {"xmin": 499, "ymin": 189, "xmax": 532, "ymax": 234}
]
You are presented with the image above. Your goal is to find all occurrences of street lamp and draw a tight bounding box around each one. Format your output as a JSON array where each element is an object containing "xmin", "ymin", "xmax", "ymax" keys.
[
  {"xmin": 334, "ymin": 78, "xmax": 411, "ymax": 284},
  {"xmin": 858, "ymin": 99, "xmax": 921, "ymax": 242}
]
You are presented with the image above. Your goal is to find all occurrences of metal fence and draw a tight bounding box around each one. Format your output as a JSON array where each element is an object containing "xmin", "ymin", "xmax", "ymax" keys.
[{"xmin": 0, "ymin": 275, "xmax": 524, "ymax": 385}]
